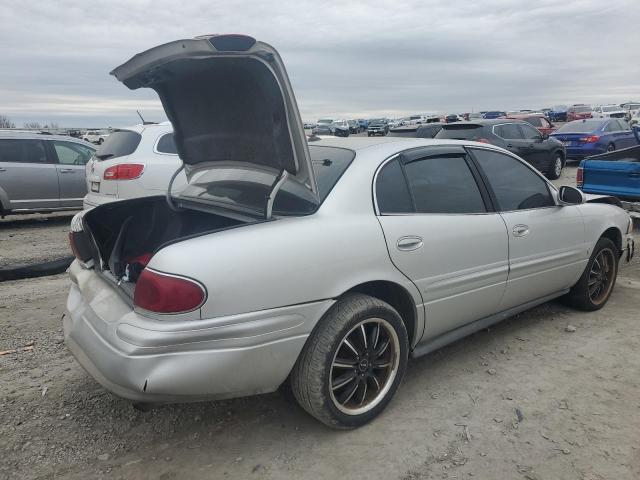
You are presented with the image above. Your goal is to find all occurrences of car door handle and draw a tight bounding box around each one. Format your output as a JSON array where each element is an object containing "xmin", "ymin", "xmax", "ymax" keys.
[
  {"xmin": 512, "ymin": 225, "xmax": 529, "ymax": 237},
  {"xmin": 58, "ymin": 168, "xmax": 75, "ymax": 173},
  {"xmin": 506, "ymin": 144, "xmax": 513, "ymax": 148},
  {"xmin": 396, "ymin": 236, "xmax": 424, "ymax": 251},
  {"xmin": 629, "ymin": 172, "xmax": 640, "ymax": 177},
  {"xmin": 0, "ymin": 167, "xmax": 5, "ymax": 172}
]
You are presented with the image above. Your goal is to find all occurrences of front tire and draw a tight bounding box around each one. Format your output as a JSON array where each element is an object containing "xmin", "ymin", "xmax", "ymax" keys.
[
  {"xmin": 290, "ymin": 294, "xmax": 408, "ymax": 429},
  {"xmin": 564, "ymin": 237, "xmax": 619, "ymax": 311},
  {"xmin": 547, "ymin": 153, "xmax": 564, "ymax": 179}
]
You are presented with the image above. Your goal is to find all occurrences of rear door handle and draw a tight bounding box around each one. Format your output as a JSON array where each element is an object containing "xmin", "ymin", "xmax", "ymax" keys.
[
  {"xmin": 512, "ymin": 225, "xmax": 529, "ymax": 237},
  {"xmin": 397, "ymin": 236, "xmax": 424, "ymax": 251},
  {"xmin": 629, "ymin": 172, "xmax": 640, "ymax": 177},
  {"xmin": 58, "ymin": 168, "xmax": 75, "ymax": 173}
]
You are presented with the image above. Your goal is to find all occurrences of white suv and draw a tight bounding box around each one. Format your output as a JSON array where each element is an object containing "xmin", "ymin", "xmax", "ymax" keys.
[{"xmin": 83, "ymin": 122, "xmax": 186, "ymax": 209}]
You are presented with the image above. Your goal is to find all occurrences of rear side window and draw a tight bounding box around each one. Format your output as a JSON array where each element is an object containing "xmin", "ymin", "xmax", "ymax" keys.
[
  {"xmin": 0, "ymin": 139, "xmax": 47, "ymax": 163},
  {"xmin": 435, "ymin": 125, "xmax": 485, "ymax": 141},
  {"xmin": 95, "ymin": 130, "xmax": 141, "ymax": 161},
  {"xmin": 376, "ymin": 159, "xmax": 413, "ymax": 213},
  {"xmin": 310, "ymin": 146, "xmax": 356, "ymax": 201},
  {"xmin": 472, "ymin": 148, "xmax": 554, "ymax": 211},
  {"xmin": 603, "ymin": 121, "xmax": 618, "ymax": 132},
  {"xmin": 615, "ymin": 119, "xmax": 630, "ymax": 131},
  {"xmin": 404, "ymin": 156, "xmax": 486, "ymax": 214},
  {"xmin": 156, "ymin": 133, "xmax": 178, "ymax": 154},
  {"xmin": 494, "ymin": 123, "xmax": 523, "ymax": 139}
]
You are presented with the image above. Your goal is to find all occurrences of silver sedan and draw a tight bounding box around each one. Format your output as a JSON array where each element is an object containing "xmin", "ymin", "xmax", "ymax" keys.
[{"xmin": 64, "ymin": 35, "xmax": 634, "ymax": 428}]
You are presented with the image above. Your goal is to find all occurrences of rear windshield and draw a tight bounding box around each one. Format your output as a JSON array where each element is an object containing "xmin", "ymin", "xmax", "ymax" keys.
[
  {"xmin": 555, "ymin": 121, "xmax": 603, "ymax": 133},
  {"xmin": 435, "ymin": 124, "xmax": 484, "ymax": 140},
  {"xmin": 180, "ymin": 146, "xmax": 355, "ymax": 216},
  {"xmin": 94, "ymin": 130, "xmax": 141, "ymax": 161}
]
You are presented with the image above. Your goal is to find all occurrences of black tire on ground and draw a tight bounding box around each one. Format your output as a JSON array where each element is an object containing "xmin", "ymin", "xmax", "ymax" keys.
[
  {"xmin": 547, "ymin": 153, "xmax": 564, "ymax": 180},
  {"xmin": 367, "ymin": 133, "xmax": 371, "ymax": 137},
  {"xmin": 98, "ymin": 138, "xmax": 104, "ymax": 144},
  {"xmin": 607, "ymin": 143, "xmax": 615, "ymax": 152},
  {"xmin": 564, "ymin": 237, "xmax": 619, "ymax": 311},
  {"xmin": 290, "ymin": 293, "xmax": 409, "ymax": 429}
]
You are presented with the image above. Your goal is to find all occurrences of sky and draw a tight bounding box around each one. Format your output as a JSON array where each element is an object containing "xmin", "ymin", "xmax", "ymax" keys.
[{"xmin": 1, "ymin": 0, "xmax": 639, "ymax": 128}]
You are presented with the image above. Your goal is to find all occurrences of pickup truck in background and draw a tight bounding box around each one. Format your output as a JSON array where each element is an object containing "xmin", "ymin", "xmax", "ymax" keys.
[{"xmin": 578, "ymin": 126, "xmax": 640, "ymax": 214}]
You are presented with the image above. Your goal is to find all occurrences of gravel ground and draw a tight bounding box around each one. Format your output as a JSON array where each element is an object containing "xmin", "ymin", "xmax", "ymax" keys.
[
  {"xmin": 0, "ymin": 212, "xmax": 76, "ymax": 268},
  {"xmin": 1, "ymin": 250, "xmax": 639, "ymax": 480}
]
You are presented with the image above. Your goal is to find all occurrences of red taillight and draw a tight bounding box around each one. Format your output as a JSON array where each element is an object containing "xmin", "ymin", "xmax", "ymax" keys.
[
  {"xmin": 578, "ymin": 135, "xmax": 600, "ymax": 143},
  {"xmin": 103, "ymin": 163, "xmax": 145, "ymax": 180},
  {"xmin": 134, "ymin": 269, "xmax": 206, "ymax": 314},
  {"xmin": 576, "ymin": 167, "xmax": 584, "ymax": 187},
  {"xmin": 475, "ymin": 137, "xmax": 491, "ymax": 144}
]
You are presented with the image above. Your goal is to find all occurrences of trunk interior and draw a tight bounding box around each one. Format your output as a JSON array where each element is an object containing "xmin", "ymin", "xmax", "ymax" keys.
[{"xmin": 83, "ymin": 196, "xmax": 252, "ymax": 284}]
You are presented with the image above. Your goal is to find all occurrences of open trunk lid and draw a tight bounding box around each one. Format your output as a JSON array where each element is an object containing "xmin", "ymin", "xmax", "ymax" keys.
[{"xmin": 110, "ymin": 34, "xmax": 319, "ymax": 217}]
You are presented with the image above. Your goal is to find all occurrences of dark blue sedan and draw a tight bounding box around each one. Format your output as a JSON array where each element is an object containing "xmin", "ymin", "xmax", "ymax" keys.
[{"xmin": 550, "ymin": 118, "xmax": 638, "ymax": 160}]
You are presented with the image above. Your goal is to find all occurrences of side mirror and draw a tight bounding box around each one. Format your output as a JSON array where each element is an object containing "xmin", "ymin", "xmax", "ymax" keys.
[{"xmin": 558, "ymin": 186, "xmax": 585, "ymax": 205}]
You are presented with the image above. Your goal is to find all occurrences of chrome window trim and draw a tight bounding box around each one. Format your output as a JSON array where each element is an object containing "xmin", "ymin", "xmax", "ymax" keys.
[{"xmin": 152, "ymin": 132, "xmax": 179, "ymax": 156}]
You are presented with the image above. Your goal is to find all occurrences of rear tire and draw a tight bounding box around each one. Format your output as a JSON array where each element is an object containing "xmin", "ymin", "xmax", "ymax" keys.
[
  {"xmin": 607, "ymin": 143, "xmax": 615, "ymax": 152},
  {"xmin": 564, "ymin": 237, "xmax": 619, "ymax": 311},
  {"xmin": 547, "ymin": 153, "xmax": 564, "ymax": 179},
  {"xmin": 290, "ymin": 293, "xmax": 408, "ymax": 429}
]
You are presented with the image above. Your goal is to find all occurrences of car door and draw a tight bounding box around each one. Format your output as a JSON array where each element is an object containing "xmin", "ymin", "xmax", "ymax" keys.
[
  {"xmin": 493, "ymin": 122, "xmax": 533, "ymax": 161},
  {"xmin": 375, "ymin": 146, "xmax": 509, "ymax": 341},
  {"xmin": 0, "ymin": 138, "xmax": 59, "ymax": 211},
  {"xmin": 470, "ymin": 147, "xmax": 588, "ymax": 311},
  {"xmin": 614, "ymin": 120, "xmax": 637, "ymax": 148},
  {"xmin": 49, "ymin": 140, "xmax": 94, "ymax": 207},
  {"xmin": 518, "ymin": 122, "xmax": 552, "ymax": 172}
]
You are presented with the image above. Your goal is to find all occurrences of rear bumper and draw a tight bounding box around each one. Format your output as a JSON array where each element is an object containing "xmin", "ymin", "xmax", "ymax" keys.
[
  {"xmin": 566, "ymin": 145, "xmax": 604, "ymax": 160},
  {"xmin": 63, "ymin": 261, "xmax": 333, "ymax": 403}
]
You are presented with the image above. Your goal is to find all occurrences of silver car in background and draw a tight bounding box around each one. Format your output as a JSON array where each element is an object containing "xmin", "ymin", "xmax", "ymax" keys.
[
  {"xmin": 0, "ymin": 132, "xmax": 95, "ymax": 216},
  {"xmin": 64, "ymin": 35, "xmax": 634, "ymax": 429}
]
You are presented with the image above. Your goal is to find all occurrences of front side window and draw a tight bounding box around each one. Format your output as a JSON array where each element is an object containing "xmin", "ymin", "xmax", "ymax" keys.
[
  {"xmin": 52, "ymin": 141, "xmax": 94, "ymax": 165},
  {"xmin": 0, "ymin": 139, "xmax": 47, "ymax": 164},
  {"xmin": 156, "ymin": 133, "xmax": 178, "ymax": 154},
  {"xmin": 472, "ymin": 148, "xmax": 554, "ymax": 211},
  {"xmin": 494, "ymin": 123, "xmax": 523, "ymax": 140},
  {"xmin": 520, "ymin": 123, "xmax": 542, "ymax": 140}
]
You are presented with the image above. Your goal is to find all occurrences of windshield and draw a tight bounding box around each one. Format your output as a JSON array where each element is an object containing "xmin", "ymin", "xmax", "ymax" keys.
[
  {"xmin": 179, "ymin": 146, "xmax": 355, "ymax": 216},
  {"xmin": 369, "ymin": 119, "xmax": 386, "ymax": 125},
  {"xmin": 318, "ymin": 119, "xmax": 333, "ymax": 124},
  {"xmin": 553, "ymin": 105, "xmax": 567, "ymax": 111},
  {"xmin": 94, "ymin": 130, "xmax": 141, "ymax": 161},
  {"xmin": 602, "ymin": 106, "xmax": 619, "ymax": 112},
  {"xmin": 555, "ymin": 121, "xmax": 603, "ymax": 133}
]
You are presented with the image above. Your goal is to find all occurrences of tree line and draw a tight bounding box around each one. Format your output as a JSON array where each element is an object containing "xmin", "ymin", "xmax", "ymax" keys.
[{"xmin": 0, "ymin": 114, "xmax": 59, "ymax": 129}]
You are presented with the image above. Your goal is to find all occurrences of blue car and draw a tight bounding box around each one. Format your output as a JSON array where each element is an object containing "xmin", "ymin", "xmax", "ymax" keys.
[
  {"xmin": 550, "ymin": 118, "xmax": 638, "ymax": 160},
  {"xmin": 548, "ymin": 105, "xmax": 568, "ymax": 122}
]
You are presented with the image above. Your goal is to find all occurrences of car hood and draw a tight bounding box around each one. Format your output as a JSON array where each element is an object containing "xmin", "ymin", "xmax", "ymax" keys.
[{"xmin": 110, "ymin": 34, "xmax": 318, "ymax": 214}]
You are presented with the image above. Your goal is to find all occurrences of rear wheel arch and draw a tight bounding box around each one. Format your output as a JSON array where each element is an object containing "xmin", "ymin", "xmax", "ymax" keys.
[{"xmin": 343, "ymin": 281, "xmax": 418, "ymax": 347}]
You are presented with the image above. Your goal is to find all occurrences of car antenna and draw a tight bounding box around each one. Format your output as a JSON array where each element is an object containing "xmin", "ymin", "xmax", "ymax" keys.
[{"xmin": 136, "ymin": 110, "xmax": 155, "ymax": 125}]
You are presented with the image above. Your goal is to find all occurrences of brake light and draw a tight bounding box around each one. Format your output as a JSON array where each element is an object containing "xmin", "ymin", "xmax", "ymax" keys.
[
  {"xmin": 103, "ymin": 163, "xmax": 145, "ymax": 180},
  {"xmin": 576, "ymin": 166, "xmax": 584, "ymax": 187},
  {"xmin": 578, "ymin": 135, "xmax": 600, "ymax": 143},
  {"xmin": 475, "ymin": 137, "xmax": 491, "ymax": 144},
  {"xmin": 134, "ymin": 269, "xmax": 206, "ymax": 314}
]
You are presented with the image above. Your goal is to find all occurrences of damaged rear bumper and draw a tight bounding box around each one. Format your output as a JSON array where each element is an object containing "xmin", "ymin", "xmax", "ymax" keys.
[{"xmin": 64, "ymin": 261, "xmax": 333, "ymax": 403}]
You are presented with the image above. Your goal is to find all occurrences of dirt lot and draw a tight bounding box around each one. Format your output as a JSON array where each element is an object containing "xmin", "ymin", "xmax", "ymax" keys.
[
  {"xmin": 0, "ymin": 212, "xmax": 75, "ymax": 268},
  {"xmin": 1, "ymin": 165, "xmax": 639, "ymax": 480}
]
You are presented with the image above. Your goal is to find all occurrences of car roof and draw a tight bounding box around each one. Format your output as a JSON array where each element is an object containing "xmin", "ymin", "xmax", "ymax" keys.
[
  {"xmin": 311, "ymin": 136, "xmax": 501, "ymax": 152},
  {"xmin": 0, "ymin": 131, "xmax": 95, "ymax": 145}
]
